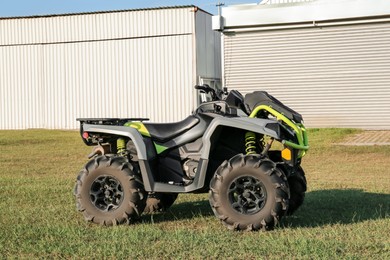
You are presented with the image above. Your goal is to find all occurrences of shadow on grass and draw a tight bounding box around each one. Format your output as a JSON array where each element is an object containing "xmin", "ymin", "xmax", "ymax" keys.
[
  {"xmin": 286, "ymin": 189, "xmax": 390, "ymax": 228},
  {"xmin": 141, "ymin": 199, "xmax": 213, "ymax": 224},
  {"xmin": 142, "ymin": 189, "xmax": 390, "ymax": 228}
]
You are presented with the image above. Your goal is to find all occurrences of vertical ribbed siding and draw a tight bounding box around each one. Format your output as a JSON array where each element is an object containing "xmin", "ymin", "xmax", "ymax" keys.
[
  {"xmin": 0, "ymin": 45, "xmax": 43, "ymax": 129},
  {"xmin": 0, "ymin": 8, "xmax": 194, "ymax": 45},
  {"xmin": 40, "ymin": 34, "xmax": 194, "ymax": 129},
  {"xmin": 224, "ymin": 22, "xmax": 390, "ymax": 129},
  {"xmin": 0, "ymin": 7, "xmax": 206, "ymax": 129}
]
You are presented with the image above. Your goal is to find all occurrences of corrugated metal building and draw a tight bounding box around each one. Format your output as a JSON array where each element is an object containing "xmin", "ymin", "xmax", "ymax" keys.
[
  {"xmin": 0, "ymin": 6, "xmax": 221, "ymax": 129},
  {"xmin": 215, "ymin": 0, "xmax": 390, "ymax": 129}
]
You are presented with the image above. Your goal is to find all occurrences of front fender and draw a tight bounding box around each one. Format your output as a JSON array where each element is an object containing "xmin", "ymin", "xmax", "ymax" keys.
[{"xmin": 201, "ymin": 117, "xmax": 280, "ymax": 159}]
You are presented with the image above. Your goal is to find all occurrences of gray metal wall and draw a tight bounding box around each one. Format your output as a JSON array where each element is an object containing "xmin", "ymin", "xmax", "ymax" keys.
[
  {"xmin": 0, "ymin": 7, "xmax": 221, "ymax": 129},
  {"xmin": 196, "ymin": 10, "xmax": 222, "ymax": 82},
  {"xmin": 224, "ymin": 21, "xmax": 390, "ymax": 129}
]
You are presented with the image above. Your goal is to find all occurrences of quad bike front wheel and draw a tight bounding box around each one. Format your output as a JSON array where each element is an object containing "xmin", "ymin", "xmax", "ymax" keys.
[
  {"xmin": 74, "ymin": 155, "xmax": 146, "ymax": 225},
  {"xmin": 209, "ymin": 154, "xmax": 289, "ymax": 231},
  {"xmin": 143, "ymin": 193, "xmax": 178, "ymax": 214}
]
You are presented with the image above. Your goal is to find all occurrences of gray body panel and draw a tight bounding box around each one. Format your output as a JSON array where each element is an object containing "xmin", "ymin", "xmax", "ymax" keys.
[
  {"xmin": 142, "ymin": 159, "xmax": 209, "ymax": 193},
  {"xmin": 201, "ymin": 117, "xmax": 279, "ymax": 159}
]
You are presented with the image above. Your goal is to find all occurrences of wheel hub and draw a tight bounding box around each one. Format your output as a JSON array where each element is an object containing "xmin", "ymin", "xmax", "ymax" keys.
[
  {"xmin": 90, "ymin": 175, "xmax": 124, "ymax": 212},
  {"xmin": 243, "ymin": 191, "xmax": 251, "ymax": 198},
  {"xmin": 228, "ymin": 176, "xmax": 267, "ymax": 215}
]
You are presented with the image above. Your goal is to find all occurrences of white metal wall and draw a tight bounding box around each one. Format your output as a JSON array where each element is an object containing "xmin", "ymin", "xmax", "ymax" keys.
[
  {"xmin": 0, "ymin": 7, "xmax": 219, "ymax": 129},
  {"xmin": 0, "ymin": 8, "xmax": 194, "ymax": 45},
  {"xmin": 42, "ymin": 35, "xmax": 194, "ymax": 129},
  {"xmin": 0, "ymin": 45, "xmax": 44, "ymax": 129},
  {"xmin": 224, "ymin": 22, "xmax": 390, "ymax": 129}
]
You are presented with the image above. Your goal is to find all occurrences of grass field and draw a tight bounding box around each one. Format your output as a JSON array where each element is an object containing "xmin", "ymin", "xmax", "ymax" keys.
[{"xmin": 0, "ymin": 129, "xmax": 389, "ymax": 259}]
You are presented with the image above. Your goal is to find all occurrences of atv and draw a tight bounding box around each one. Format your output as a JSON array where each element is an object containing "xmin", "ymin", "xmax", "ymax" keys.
[{"xmin": 74, "ymin": 85, "xmax": 309, "ymax": 231}]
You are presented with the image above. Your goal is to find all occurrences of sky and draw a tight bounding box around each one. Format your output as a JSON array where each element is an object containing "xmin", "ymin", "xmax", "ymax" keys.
[{"xmin": 0, "ymin": 0, "xmax": 257, "ymax": 17}]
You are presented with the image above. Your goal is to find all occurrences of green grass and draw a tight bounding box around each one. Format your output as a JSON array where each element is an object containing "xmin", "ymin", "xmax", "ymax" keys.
[{"xmin": 0, "ymin": 129, "xmax": 389, "ymax": 259}]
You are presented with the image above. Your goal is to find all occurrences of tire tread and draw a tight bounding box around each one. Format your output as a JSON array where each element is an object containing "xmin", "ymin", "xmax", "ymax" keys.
[
  {"xmin": 74, "ymin": 155, "xmax": 146, "ymax": 226},
  {"xmin": 209, "ymin": 154, "xmax": 289, "ymax": 231}
]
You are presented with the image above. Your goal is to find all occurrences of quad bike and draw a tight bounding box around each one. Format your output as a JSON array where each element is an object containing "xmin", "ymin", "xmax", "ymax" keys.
[{"xmin": 74, "ymin": 85, "xmax": 309, "ymax": 231}]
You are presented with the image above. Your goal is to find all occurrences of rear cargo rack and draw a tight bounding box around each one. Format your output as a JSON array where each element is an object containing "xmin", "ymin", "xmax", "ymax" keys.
[{"xmin": 77, "ymin": 118, "xmax": 149, "ymax": 126}]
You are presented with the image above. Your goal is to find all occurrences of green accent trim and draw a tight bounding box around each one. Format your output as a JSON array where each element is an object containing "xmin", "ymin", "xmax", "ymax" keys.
[
  {"xmin": 125, "ymin": 122, "xmax": 151, "ymax": 137},
  {"xmin": 154, "ymin": 143, "xmax": 168, "ymax": 154},
  {"xmin": 283, "ymin": 140, "xmax": 309, "ymax": 151},
  {"xmin": 249, "ymin": 105, "xmax": 309, "ymax": 157}
]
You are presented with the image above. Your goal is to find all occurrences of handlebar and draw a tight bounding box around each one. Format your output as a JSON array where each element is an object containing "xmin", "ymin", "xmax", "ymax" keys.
[{"xmin": 194, "ymin": 84, "xmax": 219, "ymax": 101}]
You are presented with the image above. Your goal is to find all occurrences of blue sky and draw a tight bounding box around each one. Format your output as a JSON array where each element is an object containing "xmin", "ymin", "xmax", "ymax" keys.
[{"xmin": 0, "ymin": 0, "xmax": 256, "ymax": 17}]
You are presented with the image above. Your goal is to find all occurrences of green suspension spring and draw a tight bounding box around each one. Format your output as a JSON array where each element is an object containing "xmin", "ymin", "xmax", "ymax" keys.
[
  {"xmin": 245, "ymin": 131, "xmax": 257, "ymax": 155},
  {"xmin": 117, "ymin": 138, "xmax": 126, "ymax": 155}
]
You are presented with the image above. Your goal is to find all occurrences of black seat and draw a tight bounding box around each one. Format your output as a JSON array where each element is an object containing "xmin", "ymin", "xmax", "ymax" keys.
[
  {"xmin": 244, "ymin": 91, "xmax": 303, "ymax": 123},
  {"xmin": 143, "ymin": 116, "xmax": 200, "ymax": 142}
]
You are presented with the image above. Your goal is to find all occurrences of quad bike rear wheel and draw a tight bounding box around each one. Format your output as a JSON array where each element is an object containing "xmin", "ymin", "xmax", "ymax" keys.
[
  {"xmin": 143, "ymin": 193, "xmax": 178, "ymax": 214},
  {"xmin": 209, "ymin": 154, "xmax": 289, "ymax": 231},
  {"xmin": 287, "ymin": 166, "xmax": 307, "ymax": 215},
  {"xmin": 74, "ymin": 155, "xmax": 146, "ymax": 225}
]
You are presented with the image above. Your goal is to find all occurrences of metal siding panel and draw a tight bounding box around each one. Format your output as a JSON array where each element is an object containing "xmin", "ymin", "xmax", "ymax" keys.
[
  {"xmin": 0, "ymin": 8, "xmax": 212, "ymax": 129},
  {"xmin": 224, "ymin": 22, "xmax": 390, "ymax": 129},
  {"xmin": 43, "ymin": 44, "xmax": 63, "ymax": 128},
  {"xmin": 0, "ymin": 47, "xmax": 9, "ymax": 128},
  {"xmin": 0, "ymin": 45, "xmax": 43, "ymax": 129},
  {"xmin": 0, "ymin": 8, "xmax": 194, "ymax": 45},
  {"xmin": 0, "ymin": 8, "xmax": 220, "ymax": 129},
  {"xmin": 37, "ymin": 35, "xmax": 194, "ymax": 129}
]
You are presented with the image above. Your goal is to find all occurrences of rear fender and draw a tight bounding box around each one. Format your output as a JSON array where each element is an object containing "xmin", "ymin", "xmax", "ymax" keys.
[
  {"xmin": 82, "ymin": 124, "xmax": 157, "ymax": 191},
  {"xmin": 82, "ymin": 124, "xmax": 148, "ymax": 160}
]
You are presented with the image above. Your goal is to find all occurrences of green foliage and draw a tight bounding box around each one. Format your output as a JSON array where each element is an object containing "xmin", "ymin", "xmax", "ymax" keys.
[{"xmin": 0, "ymin": 129, "xmax": 389, "ymax": 258}]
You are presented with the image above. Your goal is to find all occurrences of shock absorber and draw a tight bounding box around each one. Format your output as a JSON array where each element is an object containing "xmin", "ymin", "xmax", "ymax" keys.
[
  {"xmin": 117, "ymin": 138, "xmax": 126, "ymax": 155},
  {"xmin": 245, "ymin": 131, "xmax": 257, "ymax": 155}
]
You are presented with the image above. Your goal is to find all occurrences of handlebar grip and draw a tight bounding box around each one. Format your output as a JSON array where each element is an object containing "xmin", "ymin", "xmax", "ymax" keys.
[
  {"xmin": 194, "ymin": 84, "xmax": 219, "ymax": 101},
  {"xmin": 194, "ymin": 84, "xmax": 208, "ymax": 91}
]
